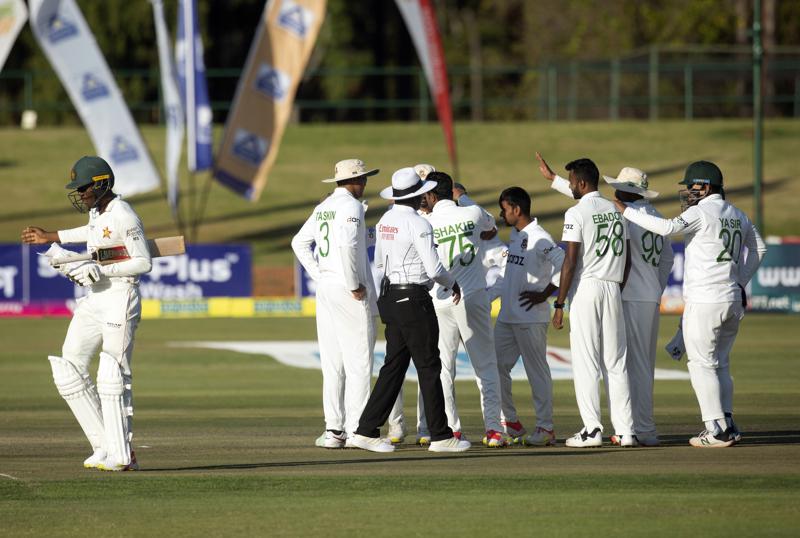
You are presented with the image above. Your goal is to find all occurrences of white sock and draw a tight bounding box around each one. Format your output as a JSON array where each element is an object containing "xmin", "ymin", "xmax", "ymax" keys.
[{"xmin": 705, "ymin": 420, "xmax": 722, "ymax": 435}]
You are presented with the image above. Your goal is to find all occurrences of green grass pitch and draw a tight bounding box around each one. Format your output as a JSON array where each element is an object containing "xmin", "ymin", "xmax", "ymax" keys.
[{"xmin": 1, "ymin": 314, "xmax": 798, "ymax": 536}]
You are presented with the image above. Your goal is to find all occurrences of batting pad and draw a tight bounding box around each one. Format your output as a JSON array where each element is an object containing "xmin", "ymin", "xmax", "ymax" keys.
[
  {"xmin": 97, "ymin": 353, "xmax": 131, "ymax": 466},
  {"xmin": 48, "ymin": 355, "xmax": 105, "ymax": 450}
]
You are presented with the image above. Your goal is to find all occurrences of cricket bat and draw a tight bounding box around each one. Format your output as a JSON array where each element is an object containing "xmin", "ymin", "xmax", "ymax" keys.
[{"xmin": 49, "ymin": 236, "xmax": 185, "ymax": 267}]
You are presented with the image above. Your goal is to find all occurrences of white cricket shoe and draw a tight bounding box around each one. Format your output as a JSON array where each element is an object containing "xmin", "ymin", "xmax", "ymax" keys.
[
  {"xmin": 429, "ymin": 436, "xmax": 471, "ymax": 453},
  {"xmin": 610, "ymin": 434, "xmax": 639, "ymax": 447},
  {"xmin": 636, "ymin": 433, "xmax": 661, "ymax": 447},
  {"xmin": 314, "ymin": 432, "xmax": 326, "ymax": 447},
  {"xmin": 565, "ymin": 427, "xmax": 603, "ymax": 448},
  {"xmin": 349, "ymin": 434, "xmax": 395, "ymax": 453},
  {"xmin": 482, "ymin": 430, "xmax": 508, "ymax": 448},
  {"xmin": 83, "ymin": 448, "xmax": 107, "ymax": 469},
  {"xmin": 387, "ymin": 426, "xmax": 407, "ymax": 445},
  {"xmin": 502, "ymin": 420, "xmax": 527, "ymax": 445},
  {"xmin": 523, "ymin": 427, "xmax": 556, "ymax": 447},
  {"xmin": 98, "ymin": 451, "xmax": 139, "ymax": 472},
  {"xmin": 689, "ymin": 429, "xmax": 734, "ymax": 448},
  {"xmin": 322, "ymin": 430, "xmax": 347, "ymax": 449}
]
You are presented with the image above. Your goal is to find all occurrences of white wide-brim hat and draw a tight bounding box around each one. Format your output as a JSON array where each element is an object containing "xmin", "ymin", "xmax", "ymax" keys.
[
  {"xmin": 380, "ymin": 167, "xmax": 437, "ymax": 200},
  {"xmin": 603, "ymin": 167, "xmax": 659, "ymax": 199},
  {"xmin": 413, "ymin": 163, "xmax": 435, "ymax": 180},
  {"xmin": 322, "ymin": 158, "xmax": 379, "ymax": 183}
]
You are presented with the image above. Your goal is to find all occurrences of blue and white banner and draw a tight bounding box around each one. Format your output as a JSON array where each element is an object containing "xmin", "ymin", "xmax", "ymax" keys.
[
  {"xmin": 0, "ymin": 0, "xmax": 27, "ymax": 71},
  {"xmin": 176, "ymin": 0, "xmax": 213, "ymax": 172},
  {"xmin": 150, "ymin": 0, "xmax": 184, "ymax": 216},
  {"xmin": 0, "ymin": 243, "xmax": 251, "ymax": 303},
  {"xmin": 28, "ymin": 0, "xmax": 161, "ymax": 197}
]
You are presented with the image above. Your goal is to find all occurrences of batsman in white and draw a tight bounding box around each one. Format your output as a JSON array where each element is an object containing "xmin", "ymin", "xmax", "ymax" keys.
[
  {"xmin": 539, "ymin": 155, "xmax": 675, "ymax": 447},
  {"xmin": 415, "ymin": 171, "xmax": 507, "ymax": 447},
  {"xmin": 489, "ymin": 187, "xmax": 564, "ymax": 446},
  {"xmin": 21, "ymin": 156, "xmax": 152, "ymax": 471},
  {"xmin": 613, "ymin": 161, "xmax": 767, "ymax": 447},
  {"xmin": 546, "ymin": 156, "xmax": 636, "ymax": 448},
  {"xmin": 291, "ymin": 159, "xmax": 379, "ymax": 449}
]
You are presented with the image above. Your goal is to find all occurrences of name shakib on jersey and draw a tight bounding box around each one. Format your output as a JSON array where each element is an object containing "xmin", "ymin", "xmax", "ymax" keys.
[
  {"xmin": 719, "ymin": 218, "xmax": 742, "ymax": 229},
  {"xmin": 315, "ymin": 211, "xmax": 336, "ymax": 221},
  {"xmin": 432, "ymin": 221, "xmax": 475, "ymax": 240},
  {"xmin": 591, "ymin": 211, "xmax": 622, "ymax": 224}
]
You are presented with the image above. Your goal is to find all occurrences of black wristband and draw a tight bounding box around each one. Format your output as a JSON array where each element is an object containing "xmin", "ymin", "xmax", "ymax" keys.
[{"xmin": 554, "ymin": 302, "xmax": 565, "ymax": 309}]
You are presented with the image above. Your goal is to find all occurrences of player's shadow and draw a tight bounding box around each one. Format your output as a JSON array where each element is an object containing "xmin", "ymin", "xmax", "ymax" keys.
[
  {"xmin": 650, "ymin": 430, "xmax": 800, "ymax": 447},
  {"xmin": 140, "ymin": 446, "xmax": 615, "ymax": 473}
]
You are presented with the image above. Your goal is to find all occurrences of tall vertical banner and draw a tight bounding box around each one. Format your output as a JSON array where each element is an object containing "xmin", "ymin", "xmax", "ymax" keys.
[
  {"xmin": 150, "ymin": 0, "xmax": 184, "ymax": 216},
  {"xmin": 176, "ymin": 0, "xmax": 213, "ymax": 172},
  {"xmin": 0, "ymin": 0, "xmax": 27, "ymax": 71},
  {"xmin": 28, "ymin": 0, "xmax": 161, "ymax": 197},
  {"xmin": 214, "ymin": 0, "xmax": 326, "ymax": 200},
  {"xmin": 395, "ymin": 0, "xmax": 458, "ymax": 172}
]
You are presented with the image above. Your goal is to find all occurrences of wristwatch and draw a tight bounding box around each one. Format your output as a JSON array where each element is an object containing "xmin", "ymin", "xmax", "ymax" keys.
[{"xmin": 553, "ymin": 302, "xmax": 566, "ymax": 309}]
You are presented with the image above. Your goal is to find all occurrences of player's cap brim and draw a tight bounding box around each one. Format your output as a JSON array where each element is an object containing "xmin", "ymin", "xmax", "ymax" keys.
[{"xmin": 379, "ymin": 180, "xmax": 437, "ymax": 200}]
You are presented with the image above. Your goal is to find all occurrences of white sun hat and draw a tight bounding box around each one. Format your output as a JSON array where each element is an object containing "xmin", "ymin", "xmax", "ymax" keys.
[
  {"xmin": 379, "ymin": 167, "xmax": 437, "ymax": 200},
  {"xmin": 413, "ymin": 163, "xmax": 435, "ymax": 180},
  {"xmin": 602, "ymin": 167, "xmax": 659, "ymax": 199},
  {"xmin": 322, "ymin": 158, "xmax": 379, "ymax": 183}
]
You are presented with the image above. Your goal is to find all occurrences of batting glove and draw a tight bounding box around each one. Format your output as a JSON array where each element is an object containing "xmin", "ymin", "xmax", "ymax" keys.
[{"xmin": 68, "ymin": 262, "xmax": 102, "ymax": 286}]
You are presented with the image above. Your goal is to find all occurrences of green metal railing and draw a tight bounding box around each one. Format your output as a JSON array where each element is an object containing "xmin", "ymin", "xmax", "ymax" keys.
[{"xmin": 2, "ymin": 45, "xmax": 800, "ymax": 123}]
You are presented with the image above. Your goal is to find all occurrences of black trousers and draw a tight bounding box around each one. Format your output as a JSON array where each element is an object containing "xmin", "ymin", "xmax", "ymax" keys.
[{"xmin": 355, "ymin": 286, "xmax": 453, "ymax": 441}]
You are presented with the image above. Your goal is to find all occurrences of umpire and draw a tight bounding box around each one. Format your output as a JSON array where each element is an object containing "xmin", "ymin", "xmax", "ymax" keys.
[{"xmin": 349, "ymin": 168, "xmax": 471, "ymax": 453}]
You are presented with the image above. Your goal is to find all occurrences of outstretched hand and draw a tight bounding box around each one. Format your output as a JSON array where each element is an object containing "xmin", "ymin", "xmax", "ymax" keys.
[
  {"xmin": 21, "ymin": 227, "xmax": 52, "ymax": 245},
  {"xmin": 612, "ymin": 199, "xmax": 627, "ymax": 213},
  {"xmin": 535, "ymin": 152, "xmax": 556, "ymax": 181}
]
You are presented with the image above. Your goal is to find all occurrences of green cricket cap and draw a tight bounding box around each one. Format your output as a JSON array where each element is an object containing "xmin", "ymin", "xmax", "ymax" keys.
[
  {"xmin": 679, "ymin": 160, "xmax": 723, "ymax": 186},
  {"xmin": 66, "ymin": 156, "xmax": 114, "ymax": 190}
]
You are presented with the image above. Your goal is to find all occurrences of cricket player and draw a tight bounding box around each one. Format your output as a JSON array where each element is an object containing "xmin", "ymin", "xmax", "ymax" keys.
[
  {"xmin": 538, "ymin": 155, "xmax": 675, "ymax": 446},
  {"xmin": 453, "ymin": 182, "xmax": 508, "ymax": 289},
  {"xmin": 489, "ymin": 187, "xmax": 564, "ymax": 446},
  {"xmin": 613, "ymin": 161, "xmax": 767, "ymax": 447},
  {"xmin": 21, "ymin": 156, "xmax": 151, "ymax": 471},
  {"xmin": 291, "ymin": 159, "xmax": 379, "ymax": 448},
  {"xmin": 415, "ymin": 171, "xmax": 506, "ymax": 447},
  {"xmin": 546, "ymin": 156, "xmax": 636, "ymax": 448}
]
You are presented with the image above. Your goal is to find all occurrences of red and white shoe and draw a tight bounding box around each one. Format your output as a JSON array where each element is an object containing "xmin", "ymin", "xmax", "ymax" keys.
[
  {"xmin": 610, "ymin": 434, "xmax": 639, "ymax": 447},
  {"xmin": 482, "ymin": 430, "xmax": 508, "ymax": 448},
  {"xmin": 98, "ymin": 450, "xmax": 139, "ymax": 472},
  {"xmin": 501, "ymin": 420, "xmax": 527, "ymax": 444}
]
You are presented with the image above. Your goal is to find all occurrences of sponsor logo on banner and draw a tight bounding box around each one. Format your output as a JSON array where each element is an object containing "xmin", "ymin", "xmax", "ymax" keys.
[
  {"xmin": 0, "ymin": 266, "xmax": 18, "ymax": 298},
  {"xmin": 232, "ymin": 129, "xmax": 269, "ymax": 166},
  {"xmin": 46, "ymin": 12, "xmax": 78, "ymax": 43},
  {"xmin": 254, "ymin": 63, "xmax": 290, "ymax": 101},
  {"xmin": 110, "ymin": 136, "xmax": 139, "ymax": 164},
  {"xmin": 277, "ymin": 0, "xmax": 313, "ymax": 38},
  {"xmin": 80, "ymin": 73, "xmax": 109, "ymax": 101},
  {"xmin": 175, "ymin": 340, "xmax": 691, "ymax": 381}
]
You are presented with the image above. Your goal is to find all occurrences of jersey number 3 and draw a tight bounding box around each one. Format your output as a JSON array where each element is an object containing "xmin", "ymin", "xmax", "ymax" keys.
[{"xmin": 318, "ymin": 222, "xmax": 330, "ymax": 257}]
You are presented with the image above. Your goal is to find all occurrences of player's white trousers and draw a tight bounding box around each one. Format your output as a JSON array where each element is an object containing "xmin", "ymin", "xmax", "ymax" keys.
[
  {"xmin": 494, "ymin": 321, "xmax": 553, "ymax": 430},
  {"xmin": 569, "ymin": 279, "xmax": 634, "ymax": 435},
  {"xmin": 60, "ymin": 283, "xmax": 140, "ymax": 448},
  {"xmin": 622, "ymin": 300, "xmax": 660, "ymax": 436},
  {"xmin": 315, "ymin": 283, "xmax": 376, "ymax": 436},
  {"xmin": 682, "ymin": 301, "xmax": 742, "ymax": 423},
  {"xmin": 417, "ymin": 290, "xmax": 503, "ymax": 433}
]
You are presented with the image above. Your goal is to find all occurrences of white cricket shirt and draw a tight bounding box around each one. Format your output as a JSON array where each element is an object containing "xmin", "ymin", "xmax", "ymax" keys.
[
  {"xmin": 58, "ymin": 196, "xmax": 151, "ymax": 285},
  {"xmin": 374, "ymin": 204, "xmax": 455, "ymax": 289},
  {"xmin": 622, "ymin": 194, "xmax": 767, "ymax": 304},
  {"xmin": 457, "ymin": 193, "xmax": 507, "ymax": 286},
  {"xmin": 493, "ymin": 219, "xmax": 564, "ymax": 324},
  {"xmin": 427, "ymin": 199, "xmax": 495, "ymax": 304},
  {"xmin": 561, "ymin": 191, "xmax": 628, "ymax": 287},
  {"xmin": 620, "ymin": 200, "xmax": 674, "ymax": 303},
  {"xmin": 291, "ymin": 188, "xmax": 372, "ymax": 294}
]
